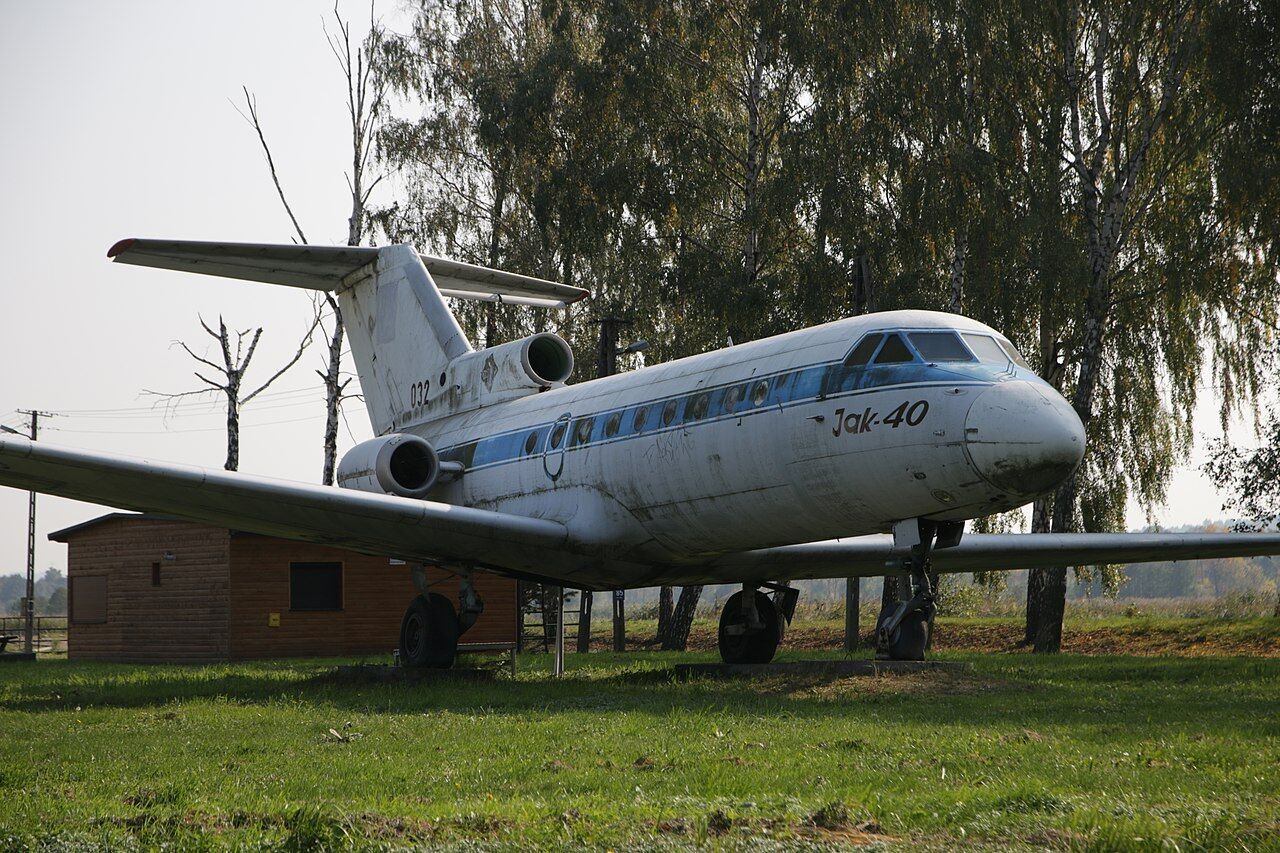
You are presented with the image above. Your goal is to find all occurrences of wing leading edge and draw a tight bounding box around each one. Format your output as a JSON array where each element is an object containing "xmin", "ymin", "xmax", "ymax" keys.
[
  {"xmin": 700, "ymin": 532, "xmax": 1280, "ymax": 585},
  {"xmin": 0, "ymin": 436, "xmax": 575, "ymax": 579}
]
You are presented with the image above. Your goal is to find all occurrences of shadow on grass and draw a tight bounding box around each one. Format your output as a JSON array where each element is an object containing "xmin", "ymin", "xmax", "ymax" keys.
[{"xmin": 2, "ymin": 652, "xmax": 1276, "ymax": 737}]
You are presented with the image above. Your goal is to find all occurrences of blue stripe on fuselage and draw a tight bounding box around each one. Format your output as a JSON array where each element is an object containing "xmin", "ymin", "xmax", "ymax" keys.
[{"xmin": 438, "ymin": 361, "xmax": 1028, "ymax": 473}]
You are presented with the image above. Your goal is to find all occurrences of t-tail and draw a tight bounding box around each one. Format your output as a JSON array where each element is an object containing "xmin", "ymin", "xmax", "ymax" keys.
[{"xmin": 107, "ymin": 239, "xmax": 588, "ymax": 435}]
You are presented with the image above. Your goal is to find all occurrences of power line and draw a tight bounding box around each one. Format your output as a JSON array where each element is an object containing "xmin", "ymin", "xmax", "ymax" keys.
[{"xmin": 46, "ymin": 414, "xmax": 322, "ymax": 436}]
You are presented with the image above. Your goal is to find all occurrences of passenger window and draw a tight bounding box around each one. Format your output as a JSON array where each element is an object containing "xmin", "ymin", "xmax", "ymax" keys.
[
  {"xmin": 873, "ymin": 333, "xmax": 914, "ymax": 364},
  {"xmin": 633, "ymin": 406, "xmax": 648, "ymax": 431},
  {"xmin": 962, "ymin": 333, "xmax": 1010, "ymax": 364},
  {"xmin": 524, "ymin": 431, "xmax": 540, "ymax": 455},
  {"xmin": 844, "ymin": 333, "xmax": 884, "ymax": 366},
  {"xmin": 686, "ymin": 393, "xmax": 710, "ymax": 421},
  {"xmin": 604, "ymin": 412, "xmax": 622, "ymax": 438},
  {"xmin": 909, "ymin": 331, "xmax": 975, "ymax": 363},
  {"xmin": 571, "ymin": 417, "xmax": 594, "ymax": 446},
  {"xmin": 662, "ymin": 399, "xmax": 678, "ymax": 426},
  {"xmin": 750, "ymin": 379, "xmax": 770, "ymax": 406},
  {"xmin": 724, "ymin": 385, "xmax": 744, "ymax": 412},
  {"xmin": 549, "ymin": 422, "xmax": 567, "ymax": 449},
  {"xmin": 996, "ymin": 336, "xmax": 1033, "ymax": 369}
]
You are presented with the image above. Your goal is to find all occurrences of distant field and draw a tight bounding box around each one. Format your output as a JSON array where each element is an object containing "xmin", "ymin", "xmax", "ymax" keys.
[{"xmin": 2, "ymin": 618, "xmax": 1278, "ymax": 850}]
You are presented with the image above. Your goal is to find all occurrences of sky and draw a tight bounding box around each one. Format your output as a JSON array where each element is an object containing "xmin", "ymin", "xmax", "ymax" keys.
[{"xmin": 0, "ymin": 1, "xmax": 1268, "ymax": 578}]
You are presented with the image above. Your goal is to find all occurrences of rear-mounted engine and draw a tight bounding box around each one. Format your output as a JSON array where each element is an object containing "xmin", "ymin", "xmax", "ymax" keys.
[{"xmin": 336, "ymin": 434, "xmax": 460, "ymax": 498}]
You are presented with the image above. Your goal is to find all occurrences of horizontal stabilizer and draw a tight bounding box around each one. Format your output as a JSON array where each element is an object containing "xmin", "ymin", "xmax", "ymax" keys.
[{"xmin": 107, "ymin": 238, "xmax": 590, "ymax": 308}]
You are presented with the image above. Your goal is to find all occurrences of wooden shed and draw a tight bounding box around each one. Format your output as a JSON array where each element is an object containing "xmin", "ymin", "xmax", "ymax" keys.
[{"xmin": 50, "ymin": 513, "xmax": 517, "ymax": 663}]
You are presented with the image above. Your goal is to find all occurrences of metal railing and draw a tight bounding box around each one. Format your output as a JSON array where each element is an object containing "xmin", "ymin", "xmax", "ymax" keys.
[{"xmin": 0, "ymin": 616, "xmax": 67, "ymax": 653}]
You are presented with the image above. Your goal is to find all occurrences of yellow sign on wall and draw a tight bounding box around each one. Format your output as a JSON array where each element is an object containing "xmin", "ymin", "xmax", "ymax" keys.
[{"xmin": 268, "ymin": 612, "xmax": 280, "ymax": 627}]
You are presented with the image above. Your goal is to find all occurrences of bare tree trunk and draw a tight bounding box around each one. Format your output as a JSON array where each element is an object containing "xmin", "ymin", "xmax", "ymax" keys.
[
  {"xmin": 741, "ymin": 40, "xmax": 766, "ymax": 292},
  {"xmin": 949, "ymin": 227, "xmax": 967, "ymax": 314},
  {"xmin": 657, "ymin": 585, "xmax": 674, "ymax": 642},
  {"xmin": 662, "ymin": 585, "xmax": 702, "ymax": 651}
]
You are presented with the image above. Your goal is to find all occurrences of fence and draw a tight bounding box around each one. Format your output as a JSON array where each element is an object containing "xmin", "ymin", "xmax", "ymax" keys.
[{"xmin": 0, "ymin": 616, "xmax": 68, "ymax": 653}]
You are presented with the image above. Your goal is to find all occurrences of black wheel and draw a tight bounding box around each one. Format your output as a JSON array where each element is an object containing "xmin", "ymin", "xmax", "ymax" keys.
[
  {"xmin": 399, "ymin": 593, "xmax": 460, "ymax": 668},
  {"xmin": 884, "ymin": 610, "xmax": 929, "ymax": 661},
  {"xmin": 718, "ymin": 590, "xmax": 782, "ymax": 664}
]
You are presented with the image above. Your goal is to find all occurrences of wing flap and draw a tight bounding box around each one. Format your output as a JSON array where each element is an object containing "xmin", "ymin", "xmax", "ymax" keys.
[
  {"xmin": 107, "ymin": 238, "xmax": 590, "ymax": 306},
  {"xmin": 0, "ymin": 436, "xmax": 573, "ymax": 577}
]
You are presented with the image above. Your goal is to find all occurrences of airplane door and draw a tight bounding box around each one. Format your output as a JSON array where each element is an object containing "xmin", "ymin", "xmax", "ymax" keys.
[{"xmin": 543, "ymin": 412, "xmax": 571, "ymax": 482}]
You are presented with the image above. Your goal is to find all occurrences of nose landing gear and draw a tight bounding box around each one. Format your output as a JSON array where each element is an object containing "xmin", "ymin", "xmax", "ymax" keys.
[{"xmin": 875, "ymin": 519, "xmax": 963, "ymax": 660}]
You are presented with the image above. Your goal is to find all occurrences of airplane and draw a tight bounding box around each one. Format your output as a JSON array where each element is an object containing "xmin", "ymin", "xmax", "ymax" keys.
[{"xmin": 2, "ymin": 238, "xmax": 1278, "ymax": 667}]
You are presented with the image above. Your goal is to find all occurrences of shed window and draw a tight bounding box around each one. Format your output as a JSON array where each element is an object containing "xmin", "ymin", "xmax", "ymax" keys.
[
  {"xmin": 872, "ymin": 333, "xmax": 914, "ymax": 364},
  {"xmin": 290, "ymin": 562, "xmax": 343, "ymax": 611},
  {"xmin": 909, "ymin": 331, "xmax": 975, "ymax": 362},
  {"xmin": 71, "ymin": 575, "xmax": 107, "ymax": 624}
]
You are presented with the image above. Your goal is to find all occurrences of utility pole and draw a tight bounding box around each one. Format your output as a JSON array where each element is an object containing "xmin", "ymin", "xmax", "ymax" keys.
[
  {"xmin": 593, "ymin": 316, "xmax": 647, "ymax": 655},
  {"xmin": 15, "ymin": 410, "xmax": 53, "ymax": 655}
]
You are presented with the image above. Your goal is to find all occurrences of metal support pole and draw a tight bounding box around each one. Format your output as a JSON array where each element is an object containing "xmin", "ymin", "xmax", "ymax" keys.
[
  {"xmin": 612, "ymin": 589, "xmax": 626, "ymax": 652},
  {"xmin": 552, "ymin": 586, "xmax": 565, "ymax": 677},
  {"xmin": 576, "ymin": 589, "xmax": 592, "ymax": 653}
]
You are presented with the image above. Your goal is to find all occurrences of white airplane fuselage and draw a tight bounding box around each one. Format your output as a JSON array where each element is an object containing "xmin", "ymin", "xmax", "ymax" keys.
[{"xmin": 409, "ymin": 309, "xmax": 1085, "ymax": 586}]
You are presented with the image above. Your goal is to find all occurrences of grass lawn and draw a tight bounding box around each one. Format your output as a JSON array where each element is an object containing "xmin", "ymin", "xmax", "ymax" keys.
[{"xmin": 1, "ymin": 625, "xmax": 1278, "ymax": 849}]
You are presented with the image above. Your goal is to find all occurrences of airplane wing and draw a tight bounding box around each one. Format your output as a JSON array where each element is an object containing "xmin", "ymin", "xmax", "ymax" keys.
[
  {"xmin": 106, "ymin": 238, "xmax": 590, "ymax": 308},
  {"xmin": 700, "ymin": 532, "xmax": 1280, "ymax": 584},
  {"xmin": 0, "ymin": 435, "xmax": 576, "ymax": 578}
]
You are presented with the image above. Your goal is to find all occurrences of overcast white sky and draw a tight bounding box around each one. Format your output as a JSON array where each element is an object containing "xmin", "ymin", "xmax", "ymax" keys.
[{"xmin": 0, "ymin": 1, "xmax": 1265, "ymax": 577}]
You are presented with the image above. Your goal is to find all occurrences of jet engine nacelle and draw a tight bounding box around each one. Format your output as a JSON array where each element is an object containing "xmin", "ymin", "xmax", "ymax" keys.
[
  {"xmin": 443, "ymin": 332, "xmax": 575, "ymax": 409},
  {"xmin": 336, "ymin": 433, "xmax": 458, "ymax": 499}
]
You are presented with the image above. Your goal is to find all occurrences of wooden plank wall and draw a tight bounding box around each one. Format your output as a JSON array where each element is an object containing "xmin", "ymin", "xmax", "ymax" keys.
[
  {"xmin": 65, "ymin": 519, "xmax": 231, "ymax": 662},
  {"xmin": 228, "ymin": 535, "xmax": 517, "ymax": 659}
]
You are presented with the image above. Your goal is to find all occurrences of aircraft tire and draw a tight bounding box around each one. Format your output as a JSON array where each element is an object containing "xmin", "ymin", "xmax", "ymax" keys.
[
  {"xmin": 399, "ymin": 593, "xmax": 460, "ymax": 668},
  {"xmin": 718, "ymin": 590, "xmax": 781, "ymax": 664},
  {"xmin": 884, "ymin": 610, "xmax": 929, "ymax": 661}
]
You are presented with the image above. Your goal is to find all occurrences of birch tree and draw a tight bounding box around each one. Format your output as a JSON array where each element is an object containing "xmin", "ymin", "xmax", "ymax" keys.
[
  {"xmin": 149, "ymin": 315, "xmax": 316, "ymax": 470},
  {"xmin": 240, "ymin": 4, "xmax": 387, "ymax": 484}
]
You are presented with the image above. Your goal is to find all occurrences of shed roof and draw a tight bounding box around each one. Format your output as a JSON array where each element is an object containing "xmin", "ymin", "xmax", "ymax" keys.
[{"xmin": 48, "ymin": 512, "xmax": 192, "ymax": 542}]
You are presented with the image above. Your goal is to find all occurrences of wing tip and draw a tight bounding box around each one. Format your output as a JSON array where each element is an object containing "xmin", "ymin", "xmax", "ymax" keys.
[{"xmin": 107, "ymin": 238, "xmax": 137, "ymax": 259}]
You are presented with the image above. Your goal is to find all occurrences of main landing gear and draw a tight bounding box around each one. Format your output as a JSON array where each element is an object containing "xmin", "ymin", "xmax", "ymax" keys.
[
  {"xmin": 717, "ymin": 583, "xmax": 798, "ymax": 664},
  {"xmin": 875, "ymin": 519, "xmax": 963, "ymax": 661},
  {"xmin": 398, "ymin": 565, "xmax": 484, "ymax": 669}
]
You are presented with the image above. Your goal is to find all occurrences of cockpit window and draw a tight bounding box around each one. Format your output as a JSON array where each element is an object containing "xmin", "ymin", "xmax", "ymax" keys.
[
  {"xmin": 995, "ymin": 336, "xmax": 1032, "ymax": 369},
  {"xmin": 873, "ymin": 333, "xmax": 915, "ymax": 364},
  {"xmin": 962, "ymin": 333, "xmax": 1010, "ymax": 364},
  {"xmin": 844, "ymin": 333, "xmax": 883, "ymax": 367},
  {"xmin": 909, "ymin": 331, "xmax": 975, "ymax": 363}
]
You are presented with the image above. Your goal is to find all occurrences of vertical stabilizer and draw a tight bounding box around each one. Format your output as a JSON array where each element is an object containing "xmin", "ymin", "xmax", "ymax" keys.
[{"xmin": 339, "ymin": 245, "xmax": 473, "ymax": 435}]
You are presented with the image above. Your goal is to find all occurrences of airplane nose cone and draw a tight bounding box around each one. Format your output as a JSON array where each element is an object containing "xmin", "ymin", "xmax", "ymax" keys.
[{"xmin": 965, "ymin": 381, "xmax": 1085, "ymax": 497}]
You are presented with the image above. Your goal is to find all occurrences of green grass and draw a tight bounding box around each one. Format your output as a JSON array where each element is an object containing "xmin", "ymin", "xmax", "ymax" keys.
[{"xmin": 1, "ymin": 643, "xmax": 1278, "ymax": 850}]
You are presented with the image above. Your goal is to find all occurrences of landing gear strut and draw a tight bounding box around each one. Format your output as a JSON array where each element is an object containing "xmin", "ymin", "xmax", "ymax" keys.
[
  {"xmin": 398, "ymin": 565, "xmax": 484, "ymax": 669},
  {"xmin": 717, "ymin": 583, "xmax": 795, "ymax": 664},
  {"xmin": 875, "ymin": 519, "xmax": 962, "ymax": 660}
]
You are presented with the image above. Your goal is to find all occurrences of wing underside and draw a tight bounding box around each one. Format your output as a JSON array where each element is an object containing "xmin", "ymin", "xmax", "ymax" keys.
[
  {"xmin": 697, "ymin": 532, "xmax": 1280, "ymax": 586},
  {"xmin": 0, "ymin": 436, "xmax": 576, "ymax": 580}
]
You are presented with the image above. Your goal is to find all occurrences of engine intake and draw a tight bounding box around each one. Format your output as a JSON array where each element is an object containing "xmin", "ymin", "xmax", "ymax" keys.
[{"xmin": 337, "ymin": 434, "xmax": 451, "ymax": 499}]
